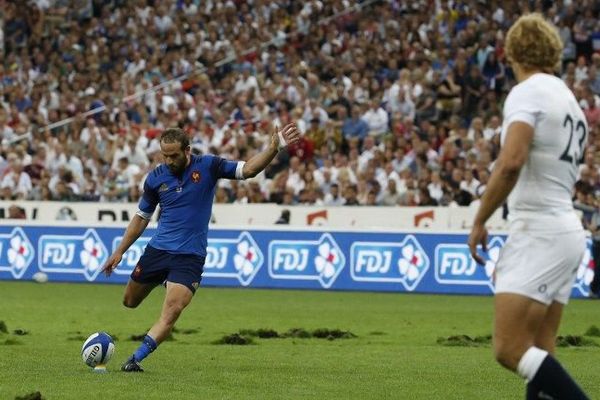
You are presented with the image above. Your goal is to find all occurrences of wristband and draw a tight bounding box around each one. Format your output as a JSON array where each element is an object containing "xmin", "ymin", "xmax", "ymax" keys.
[{"xmin": 277, "ymin": 130, "xmax": 287, "ymax": 151}]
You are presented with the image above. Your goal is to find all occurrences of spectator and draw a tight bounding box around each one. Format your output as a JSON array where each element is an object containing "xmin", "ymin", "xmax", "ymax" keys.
[
  {"xmin": 1, "ymin": 155, "xmax": 31, "ymax": 200},
  {"xmin": 342, "ymin": 105, "xmax": 369, "ymax": 140},
  {"xmin": 362, "ymin": 98, "xmax": 389, "ymax": 138},
  {"xmin": 0, "ymin": 0, "xmax": 595, "ymax": 212}
]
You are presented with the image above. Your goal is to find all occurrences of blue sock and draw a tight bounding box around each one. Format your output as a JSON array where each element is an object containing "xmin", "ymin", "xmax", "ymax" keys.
[
  {"xmin": 529, "ymin": 355, "xmax": 589, "ymax": 399},
  {"xmin": 133, "ymin": 334, "xmax": 157, "ymax": 363}
]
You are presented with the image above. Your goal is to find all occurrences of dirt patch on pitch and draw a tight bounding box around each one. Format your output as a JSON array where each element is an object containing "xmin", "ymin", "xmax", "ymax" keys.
[
  {"xmin": 556, "ymin": 335, "xmax": 599, "ymax": 347},
  {"xmin": 437, "ymin": 334, "xmax": 492, "ymax": 347},
  {"xmin": 172, "ymin": 327, "xmax": 200, "ymax": 335},
  {"xmin": 129, "ymin": 331, "xmax": 174, "ymax": 342},
  {"xmin": 1, "ymin": 338, "xmax": 22, "ymax": 346},
  {"xmin": 584, "ymin": 325, "xmax": 600, "ymax": 337},
  {"xmin": 214, "ymin": 328, "xmax": 357, "ymax": 344},
  {"xmin": 213, "ymin": 333, "xmax": 255, "ymax": 345},
  {"xmin": 15, "ymin": 391, "xmax": 45, "ymax": 400},
  {"xmin": 311, "ymin": 328, "xmax": 357, "ymax": 340},
  {"xmin": 238, "ymin": 328, "xmax": 280, "ymax": 338}
]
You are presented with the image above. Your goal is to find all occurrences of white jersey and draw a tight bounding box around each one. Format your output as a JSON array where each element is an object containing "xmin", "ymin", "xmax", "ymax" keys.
[{"xmin": 501, "ymin": 73, "xmax": 587, "ymax": 232}]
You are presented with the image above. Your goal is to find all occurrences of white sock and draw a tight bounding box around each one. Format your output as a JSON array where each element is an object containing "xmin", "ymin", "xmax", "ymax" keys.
[{"xmin": 517, "ymin": 346, "xmax": 548, "ymax": 381}]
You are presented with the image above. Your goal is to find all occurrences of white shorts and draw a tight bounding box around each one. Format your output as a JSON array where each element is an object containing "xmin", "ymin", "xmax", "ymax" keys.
[{"xmin": 494, "ymin": 229, "xmax": 586, "ymax": 305}]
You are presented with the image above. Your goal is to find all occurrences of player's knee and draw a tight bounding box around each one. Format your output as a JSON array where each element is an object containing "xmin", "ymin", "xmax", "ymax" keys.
[
  {"xmin": 123, "ymin": 296, "xmax": 140, "ymax": 309},
  {"xmin": 161, "ymin": 300, "xmax": 187, "ymax": 325},
  {"xmin": 494, "ymin": 343, "xmax": 521, "ymax": 371}
]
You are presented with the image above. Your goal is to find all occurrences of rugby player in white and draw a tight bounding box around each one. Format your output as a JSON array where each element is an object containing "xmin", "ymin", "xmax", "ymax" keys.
[{"xmin": 468, "ymin": 14, "xmax": 589, "ymax": 400}]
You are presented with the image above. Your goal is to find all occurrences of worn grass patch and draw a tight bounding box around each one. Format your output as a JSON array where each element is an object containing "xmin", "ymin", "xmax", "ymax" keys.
[
  {"xmin": 1, "ymin": 338, "xmax": 22, "ymax": 346},
  {"xmin": 311, "ymin": 328, "xmax": 357, "ymax": 340},
  {"xmin": 231, "ymin": 328, "xmax": 357, "ymax": 341},
  {"xmin": 15, "ymin": 392, "xmax": 45, "ymax": 400},
  {"xmin": 437, "ymin": 334, "xmax": 492, "ymax": 347},
  {"xmin": 282, "ymin": 328, "xmax": 311, "ymax": 338},
  {"xmin": 556, "ymin": 335, "xmax": 599, "ymax": 347},
  {"xmin": 584, "ymin": 325, "xmax": 600, "ymax": 337},
  {"xmin": 213, "ymin": 333, "xmax": 255, "ymax": 345},
  {"xmin": 238, "ymin": 328, "xmax": 280, "ymax": 338},
  {"xmin": 172, "ymin": 327, "xmax": 200, "ymax": 335}
]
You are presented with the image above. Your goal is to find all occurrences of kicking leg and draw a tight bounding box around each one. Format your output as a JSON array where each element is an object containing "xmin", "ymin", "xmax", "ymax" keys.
[{"xmin": 122, "ymin": 279, "xmax": 159, "ymax": 308}]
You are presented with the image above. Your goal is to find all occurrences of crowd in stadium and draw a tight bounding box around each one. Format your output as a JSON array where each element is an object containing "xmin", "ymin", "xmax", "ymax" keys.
[{"xmin": 0, "ymin": 0, "xmax": 599, "ymax": 209}]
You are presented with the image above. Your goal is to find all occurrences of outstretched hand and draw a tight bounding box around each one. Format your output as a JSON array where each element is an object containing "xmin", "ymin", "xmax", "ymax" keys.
[
  {"xmin": 273, "ymin": 122, "xmax": 301, "ymax": 150},
  {"xmin": 101, "ymin": 252, "xmax": 123, "ymax": 277}
]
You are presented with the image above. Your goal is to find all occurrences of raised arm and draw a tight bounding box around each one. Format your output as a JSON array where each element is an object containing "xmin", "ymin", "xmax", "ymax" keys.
[
  {"xmin": 242, "ymin": 122, "xmax": 300, "ymax": 178},
  {"xmin": 102, "ymin": 214, "xmax": 150, "ymax": 277}
]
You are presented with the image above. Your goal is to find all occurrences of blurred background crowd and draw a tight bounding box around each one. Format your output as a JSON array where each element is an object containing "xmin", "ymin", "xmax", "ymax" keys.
[{"xmin": 0, "ymin": 0, "xmax": 598, "ymax": 212}]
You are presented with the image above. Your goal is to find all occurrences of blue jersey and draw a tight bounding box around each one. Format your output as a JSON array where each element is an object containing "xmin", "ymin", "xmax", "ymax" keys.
[{"xmin": 138, "ymin": 154, "xmax": 243, "ymax": 256}]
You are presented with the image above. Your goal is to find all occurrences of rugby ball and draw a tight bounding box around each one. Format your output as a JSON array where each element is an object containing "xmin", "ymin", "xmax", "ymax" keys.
[
  {"xmin": 81, "ymin": 332, "xmax": 115, "ymax": 368},
  {"xmin": 32, "ymin": 272, "xmax": 48, "ymax": 283}
]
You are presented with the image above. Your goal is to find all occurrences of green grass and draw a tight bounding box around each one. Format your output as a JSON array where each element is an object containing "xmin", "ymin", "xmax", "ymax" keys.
[{"xmin": 0, "ymin": 282, "xmax": 599, "ymax": 400}]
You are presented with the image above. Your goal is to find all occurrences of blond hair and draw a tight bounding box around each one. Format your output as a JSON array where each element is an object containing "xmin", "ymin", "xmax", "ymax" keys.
[{"xmin": 505, "ymin": 13, "xmax": 563, "ymax": 73}]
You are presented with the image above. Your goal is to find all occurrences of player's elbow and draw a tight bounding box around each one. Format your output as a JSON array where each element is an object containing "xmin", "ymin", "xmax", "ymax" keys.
[
  {"xmin": 242, "ymin": 166, "xmax": 257, "ymax": 179},
  {"xmin": 497, "ymin": 157, "xmax": 525, "ymax": 178}
]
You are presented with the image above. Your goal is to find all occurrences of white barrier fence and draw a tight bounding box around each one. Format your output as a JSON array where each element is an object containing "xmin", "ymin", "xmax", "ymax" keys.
[{"xmin": 0, "ymin": 201, "xmax": 507, "ymax": 230}]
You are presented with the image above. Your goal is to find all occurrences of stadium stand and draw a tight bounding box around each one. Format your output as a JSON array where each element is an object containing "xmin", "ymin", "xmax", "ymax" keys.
[{"xmin": 0, "ymin": 0, "xmax": 598, "ymax": 209}]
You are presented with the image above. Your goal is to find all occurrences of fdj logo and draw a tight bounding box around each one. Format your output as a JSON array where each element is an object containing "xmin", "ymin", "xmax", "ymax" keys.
[
  {"xmin": 0, "ymin": 228, "xmax": 35, "ymax": 279},
  {"xmin": 434, "ymin": 237, "xmax": 504, "ymax": 291},
  {"xmin": 38, "ymin": 229, "xmax": 108, "ymax": 281},
  {"xmin": 573, "ymin": 239, "xmax": 594, "ymax": 296},
  {"xmin": 204, "ymin": 232, "xmax": 263, "ymax": 286},
  {"xmin": 111, "ymin": 237, "xmax": 151, "ymax": 275},
  {"xmin": 350, "ymin": 235, "xmax": 429, "ymax": 291},
  {"xmin": 269, "ymin": 234, "xmax": 345, "ymax": 289}
]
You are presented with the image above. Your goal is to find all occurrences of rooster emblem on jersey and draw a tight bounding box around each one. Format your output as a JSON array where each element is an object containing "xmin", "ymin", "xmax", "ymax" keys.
[{"xmin": 191, "ymin": 171, "xmax": 201, "ymax": 183}]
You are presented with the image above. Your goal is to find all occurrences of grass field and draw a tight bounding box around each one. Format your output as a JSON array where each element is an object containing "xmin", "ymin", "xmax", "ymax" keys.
[{"xmin": 0, "ymin": 282, "xmax": 599, "ymax": 400}]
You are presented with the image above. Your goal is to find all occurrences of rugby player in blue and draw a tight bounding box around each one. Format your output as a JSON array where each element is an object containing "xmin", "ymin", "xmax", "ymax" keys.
[{"xmin": 102, "ymin": 123, "xmax": 299, "ymax": 372}]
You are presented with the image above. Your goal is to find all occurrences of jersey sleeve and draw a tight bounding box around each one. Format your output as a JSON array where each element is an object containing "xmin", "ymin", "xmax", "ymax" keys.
[
  {"xmin": 502, "ymin": 85, "xmax": 543, "ymax": 128},
  {"xmin": 137, "ymin": 176, "xmax": 159, "ymax": 220},
  {"xmin": 209, "ymin": 155, "xmax": 245, "ymax": 180}
]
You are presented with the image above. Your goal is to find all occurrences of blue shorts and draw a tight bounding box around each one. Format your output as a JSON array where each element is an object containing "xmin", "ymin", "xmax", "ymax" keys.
[{"xmin": 130, "ymin": 246, "xmax": 205, "ymax": 294}]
